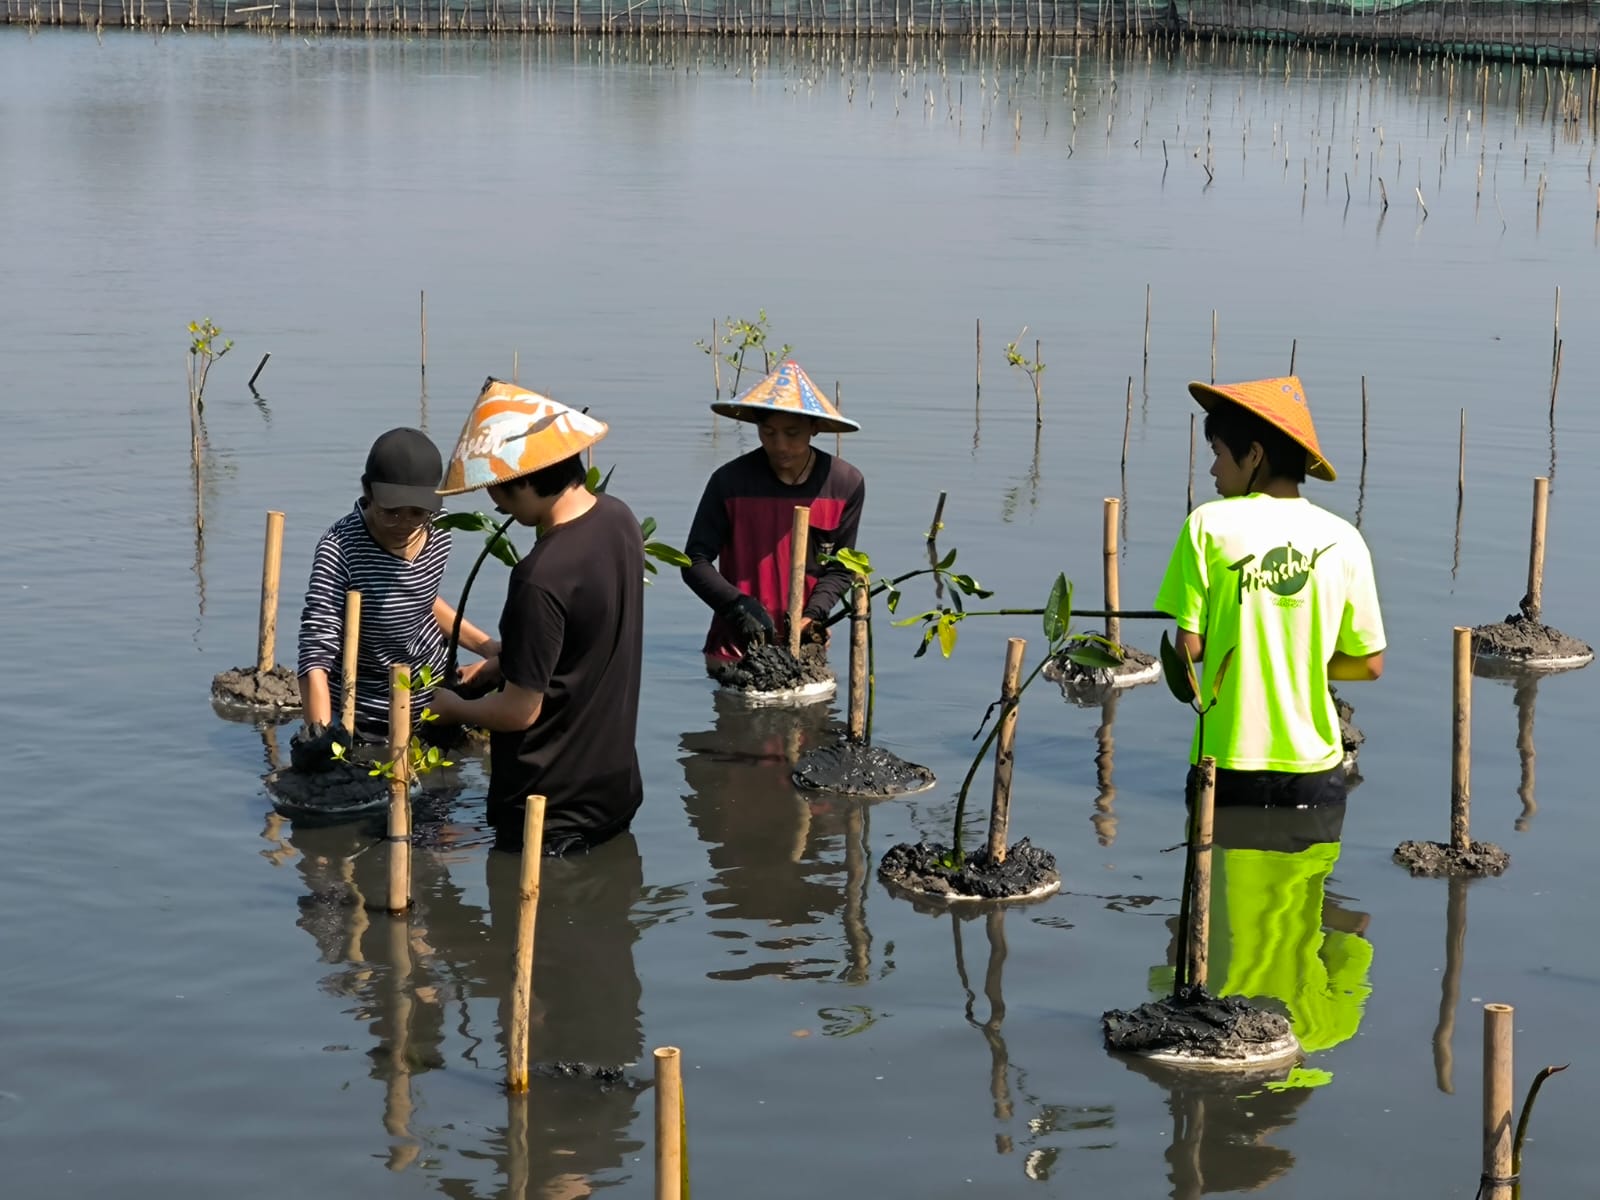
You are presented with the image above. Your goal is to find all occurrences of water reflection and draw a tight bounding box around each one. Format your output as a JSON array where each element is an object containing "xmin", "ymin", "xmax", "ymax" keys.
[
  {"xmin": 1126, "ymin": 804, "xmax": 1374, "ymax": 1195},
  {"xmin": 1090, "ymin": 691, "xmax": 1119, "ymax": 847},
  {"xmin": 277, "ymin": 819, "xmax": 646, "ymax": 1197},
  {"xmin": 679, "ymin": 692, "xmax": 875, "ymax": 984}
]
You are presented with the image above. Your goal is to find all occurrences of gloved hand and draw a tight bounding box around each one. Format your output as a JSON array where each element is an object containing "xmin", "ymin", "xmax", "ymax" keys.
[
  {"xmin": 290, "ymin": 722, "xmax": 355, "ymax": 774},
  {"xmin": 720, "ymin": 594, "xmax": 776, "ymax": 647}
]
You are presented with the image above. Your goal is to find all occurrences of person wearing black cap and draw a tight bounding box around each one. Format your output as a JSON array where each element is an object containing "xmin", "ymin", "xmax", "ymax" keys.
[{"xmin": 295, "ymin": 427, "xmax": 499, "ymax": 743}]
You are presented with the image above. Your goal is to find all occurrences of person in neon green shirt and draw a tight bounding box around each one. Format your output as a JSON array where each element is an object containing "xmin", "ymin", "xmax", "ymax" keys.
[{"xmin": 1155, "ymin": 375, "xmax": 1386, "ymax": 808}]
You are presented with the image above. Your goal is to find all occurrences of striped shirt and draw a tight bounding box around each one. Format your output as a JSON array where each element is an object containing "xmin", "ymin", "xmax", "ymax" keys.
[{"xmin": 296, "ymin": 501, "xmax": 450, "ymax": 731}]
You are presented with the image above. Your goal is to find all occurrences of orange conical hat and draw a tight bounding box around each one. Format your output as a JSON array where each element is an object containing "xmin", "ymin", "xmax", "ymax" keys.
[
  {"xmin": 437, "ymin": 377, "xmax": 609, "ymax": 496},
  {"xmin": 1188, "ymin": 375, "xmax": 1335, "ymax": 482},
  {"xmin": 711, "ymin": 359, "xmax": 860, "ymax": 435}
]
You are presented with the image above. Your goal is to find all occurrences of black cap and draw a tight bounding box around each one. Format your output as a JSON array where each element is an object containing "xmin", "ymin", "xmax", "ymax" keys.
[{"xmin": 364, "ymin": 428, "xmax": 444, "ymax": 511}]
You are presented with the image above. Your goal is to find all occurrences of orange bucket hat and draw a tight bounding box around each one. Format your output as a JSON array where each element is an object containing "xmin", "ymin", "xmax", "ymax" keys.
[
  {"xmin": 711, "ymin": 359, "xmax": 860, "ymax": 435},
  {"xmin": 1187, "ymin": 375, "xmax": 1335, "ymax": 482},
  {"xmin": 437, "ymin": 377, "xmax": 609, "ymax": 496}
]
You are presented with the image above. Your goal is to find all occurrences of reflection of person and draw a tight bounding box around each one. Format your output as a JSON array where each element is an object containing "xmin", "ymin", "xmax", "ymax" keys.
[
  {"xmin": 428, "ymin": 382, "xmax": 644, "ymax": 856},
  {"xmin": 296, "ymin": 427, "xmax": 498, "ymax": 740},
  {"xmin": 683, "ymin": 360, "xmax": 865, "ymax": 669},
  {"xmin": 679, "ymin": 693, "xmax": 858, "ymax": 978},
  {"xmin": 1155, "ymin": 376, "xmax": 1386, "ymax": 808}
]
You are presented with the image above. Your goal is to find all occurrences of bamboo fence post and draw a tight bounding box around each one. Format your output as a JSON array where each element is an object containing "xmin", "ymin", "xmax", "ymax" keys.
[
  {"xmin": 927, "ymin": 490, "xmax": 947, "ymax": 543},
  {"xmin": 1361, "ymin": 376, "xmax": 1370, "ymax": 464},
  {"xmin": 1142, "ymin": 284, "xmax": 1151, "ymax": 365},
  {"xmin": 788, "ymin": 506, "xmax": 810, "ymax": 657},
  {"xmin": 834, "ymin": 381, "xmax": 842, "ymax": 457},
  {"xmin": 711, "ymin": 319, "xmax": 721, "ymax": 401},
  {"xmin": 1548, "ymin": 340, "xmax": 1563, "ymax": 421},
  {"xmin": 1289, "ymin": 336, "xmax": 1298, "ymax": 375},
  {"xmin": 419, "ymin": 290, "xmax": 427, "ymax": 378},
  {"xmin": 506, "ymin": 794, "xmax": 548, "ymax": 1093},
  {"xmin": 654, "ymin": 1046, "xmax": 685, "ymax": 1200},
  {"xmin": 1481, "ymin": 1003, "xmax": 1514, "ymax": 1199},
  {"xmin": 984, "ymin": 638, "xmax": 1027, "ymax": 864},
  {"xmin": 1526, "ymin": 477, "xmax": 1549, "ymax": 620},
  {"xmin": 1103, "ymin": 497, "xmax": 1121, "ymax": 648},
  {"xmin": 975, "ymin": 317, "xmax": 982, "ymax": 402},
  {"xmin": 340, "ymin": 591, "xmax": 362, "ymax": 732},
  {"xmin": 1184, "ymin": 755, "xmax": 1217, "ymax": 991},
  {"xmin": 386, "ymin": 664, "xmax": 412, "ymax": 914},
  {"xmin": 1458, "ymin": 409, "xmax": 1467, "ymax": 494},
  {"xmin": 1450, "ymin": 626, "xmax": 1473, "ymax": 854},
  {"xmin": 256, "ymin": 510, "xmax": 285, "ymax": 672},
  {"xmin": 1120, "ymin": 376, "xmax": 1132, "ymax": 468},
  {"xmin": 1210, "ymin": 309, "xmax": 1218, "ymax": 383},
  {"xmin": 848, "ymin": 583, "xmax": 868, "ymax": 743},
  {"xmin": 1187, "ymin": 413, "xmax": 1196, "ymax": 512}
]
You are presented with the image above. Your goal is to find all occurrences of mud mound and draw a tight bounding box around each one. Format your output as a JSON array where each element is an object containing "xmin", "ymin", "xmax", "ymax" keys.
[
  {"xmin": 212, "ymin": 665, "xmax": 301, "ymax": 712},
  {"xmin": 878, "ymin": 838, "xmax": 1060, "ymax": 902},
  {"xmin": 792, "ymin": 741, "xmax": 936, "ymax": 797},
  {"xmin": 1103, "ymin": 985, "xmax": 1297, "ymax": 1065},
  {"xmin": 534, "ymin": 1061, "xmax": 639, "ymax": 1087},
  {"xmin": 1472, "ymin": 613, "xmax": 1592, "ymax": 668},
  {"xmin": 267, "ymin": 761, "xmax": 390, "ymax": 823},
  {"xmin": 711, "ymin": 643, "xmax": 835, "ymax": 692},
  {"xmin": 1393, "ymin": 839, "xmax": 1510, "ymax": 878},
  {"xmin": 1044, "ymin": 635, "xmax": 1159, "ymax": 703}
]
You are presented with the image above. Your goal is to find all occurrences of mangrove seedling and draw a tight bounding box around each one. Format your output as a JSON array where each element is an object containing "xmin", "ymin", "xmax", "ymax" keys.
[
  {"xmin": 696, "ymin": 310, "xmax": 792, "ymax": 397},
  {"xmin": 186, "ymin": 317, "xmax": 234, "ymax": 416},
  {"xmin": 1158, "ymin": 629, "xmax": 1236, "ymax": 996},
  {"xmin": 332, "ymin": 665, "xmax": 455, "ymax": 780},
  {"xmin": 1003, "ymin": 328, "xmax": 1045, "ymax": 427}
]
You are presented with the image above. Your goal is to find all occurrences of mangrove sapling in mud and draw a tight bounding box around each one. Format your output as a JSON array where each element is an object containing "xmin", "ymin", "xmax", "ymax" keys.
[
  {"xmin": 1003, "ymin": 329, "xmax": 1045, "ymax": 427},
  {"xmin": 186, "ymin": 317, "xmax": 233, "ymax": 419},
  {"xmin": 695, "ymin": 310, "xmax": 792, "ymax": 399},
  {"xmin": 877, "ymin": 575, "xmax": 1124, "ymax": 903}
]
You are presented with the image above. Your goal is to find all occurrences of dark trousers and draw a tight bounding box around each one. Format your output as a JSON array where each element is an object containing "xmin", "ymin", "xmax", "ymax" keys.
[{"xmin": 1185, "ymin": 763, "xmax": 1348, "ymax": 809}]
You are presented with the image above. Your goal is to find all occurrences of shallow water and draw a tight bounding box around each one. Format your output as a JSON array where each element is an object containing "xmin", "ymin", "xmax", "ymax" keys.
[{"xmin": 3, "ymin": 29, "xmax": 1599, "ymax": 1198}]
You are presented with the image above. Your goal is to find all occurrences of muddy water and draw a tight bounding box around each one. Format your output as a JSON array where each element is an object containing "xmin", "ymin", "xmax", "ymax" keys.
[{"xmin": 4, "ymin": 29, "xmax": 1599, "ymax": 1198}]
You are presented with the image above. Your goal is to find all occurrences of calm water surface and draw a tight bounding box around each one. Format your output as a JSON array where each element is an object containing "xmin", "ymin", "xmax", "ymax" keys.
[{"xmin": 3, "ymin": 29, "xmax": 1599, "ymax": 1198}]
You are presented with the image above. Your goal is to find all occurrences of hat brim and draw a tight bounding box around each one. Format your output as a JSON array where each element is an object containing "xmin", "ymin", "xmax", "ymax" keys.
[
  {"xmin": 710, "ymin": 402, "xmax": 860, "ymax": 436},
  {"xmin": 1188, "ymin": 381, "xmax": 1336, "ymax": 483},
  {"xmin": 370, "ymin": 480, "xmax": 447, "ymax": 510}
]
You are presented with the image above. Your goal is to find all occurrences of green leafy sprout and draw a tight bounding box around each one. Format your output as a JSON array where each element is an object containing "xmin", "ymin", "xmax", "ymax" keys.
[
  {"xmin": 1003, "ymin": 326, "xmax": 1045, "ymax": 428},
  {"xmin": 186, "ymin": 317, "xmax": 234, "ymax": 415},
  {"xmin": 696, "ymin": 310, "xmax": 793, "ymax": 398}
]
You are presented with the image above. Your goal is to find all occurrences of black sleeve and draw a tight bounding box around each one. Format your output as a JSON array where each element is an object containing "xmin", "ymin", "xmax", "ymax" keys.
[
  {"xmin": 680, "ymin": 471, "xmax": 742, "ymax": 614},
  {"xmin": 803, "ymin": 473, "xmax": 866, "ymax": 620},
  {"xmin": 500, "ymin": 571, "xmax": 565, "ymax": 698}
]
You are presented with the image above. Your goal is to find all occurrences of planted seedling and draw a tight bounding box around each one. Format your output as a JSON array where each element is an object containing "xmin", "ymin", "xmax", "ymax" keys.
[
  {"xmin": 696, "ymin": 309, "xmax": 792, "ymax": 396},
  {"xmin": 186, "ymin": 317, "xmax": 233, "ymax": 417},
  {"xmin": 333, "ymin": 665, "xmax": 456, "ymax": 781},
  {"xmin": 1003, "ymin": 328, "xmax": 1045, "ymax": 427}
]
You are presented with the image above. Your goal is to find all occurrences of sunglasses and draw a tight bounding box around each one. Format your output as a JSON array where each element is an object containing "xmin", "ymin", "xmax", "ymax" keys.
[{"xmin": 372, "ymin": 503, "xmax": 441, "ymax": 526}]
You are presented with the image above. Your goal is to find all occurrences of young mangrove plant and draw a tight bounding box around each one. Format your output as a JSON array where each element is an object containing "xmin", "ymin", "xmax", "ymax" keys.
[
  {"xmin": 1158, "ymin": 630, "xmax": 1235, "ymax": 996},
  {"xmin": 696, "ymin": 310, "xmax": 792, "ymax": 398},
  {"xmin": 1003, "ymin": 328, "xmax": 1045, "ymax": 427},
  {"xmin": 186, "ymin": 317, "xmax": 233, "ymax": 417},
  {"xmin": 331, "ymin": 664, "xmax": 455, "ymax": 780}
]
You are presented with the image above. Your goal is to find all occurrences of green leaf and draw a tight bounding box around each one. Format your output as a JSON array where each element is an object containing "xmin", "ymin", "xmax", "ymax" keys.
[
  {"xmin": 950, "ymin": 573, "xmax": 992, "ymax": 599},
  {"xmin": 936, "ymin": 547, "xmax": 957, "ymax": 570},
  {"xmin": 329, "ymin": 741, "xmax": 345, "ymax": 760},
  {"xmin": 913, "ymin": 628, "xmax": 934, "ymax": 658},
  {"xmin": 1208, "ymin": 646, "xmax": 1237, "ymax": 705},
  {"xmin": 394, "ymin": 671, "xmax": 412, "ymax": 692},
  {"xmin": 949, "ymin": 587, "xmax": 964, "ymax": 614},
  {"xmin": 833, "ymin": 548, "xmax": 872, "ymax": 578},
  {"xmin": 1043, "ymin": 574, "xmax": 1072, "ymax": 643},
  {"xmin": 891, "ymin": 610, "xmax": 934, "ymax": 628},
  {"xmin": 1159, "ymin": 631, "xmax": 1197, "ymax": 705},
  {"xmin": 885, "ymin": 588, "xmax": 901, "ymax": 614},
  {"xmin": 1065, "ymin": 641, "xmax": 1124, "ymax": 670},
  {"xmin": 434, "ymin": 511, "xmax": 495, "ymax": 534},
  {"xmin": 639, "ymin": 516, "xmax": 658, "ymax": 541},
  {"xmin": 585, "ymin": 465, "xmax": 602, "ymax": 492},
  {"xmin": 644, "ymin": 541, "xmax": 692, "ymax": 568},
  {"xmin": 937, "ymin": 617, "xmax": 958, "ymax": 658},
  {"xmin": 596, "ymin": 465, "xmax": 616, "ymax": 494},
  {"xmin": 488, "ymin": 534, "xmax": 520, "ymax": 568}
]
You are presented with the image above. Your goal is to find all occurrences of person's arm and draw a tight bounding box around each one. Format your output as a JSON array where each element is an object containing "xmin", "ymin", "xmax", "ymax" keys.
[
  {"xmin": 680, "ymin": 472, "xmax": 743, "ymax": 613},
  {"xmin": 428, "ymin": 679, "xmax": 540, "ymax": 731},
  {"xmin": 433, "ymin": 596, "xmax": 500, "ymax": 659},
  {"xmin": 1177, "ymin": 629, "xmax": 1205, "ymax": 664},
  {"xmin": 296, "ymin": 534, "xmax": 348, "ymax": 731},
  {"xmin": 300, "ymin": 669, "xmax": 333, "ymax": 728},
  {"xmin": 802, "ymin": 473, "xmax": 867, "ymax": 626},
  {"xmin": 1153, "ymin": 514, "xmax": 1210, "ymax": 665},
  {"xmin": 1329, "ymin": 650, "xmax": 1384, "ymax": 680},
  {"xmin": 1331, "ymin": 539, "xmax": 1387, "ymax": 683},
  {"xmin": 432, "ymin": 570, "xmax": 559, "ymax": 732}
]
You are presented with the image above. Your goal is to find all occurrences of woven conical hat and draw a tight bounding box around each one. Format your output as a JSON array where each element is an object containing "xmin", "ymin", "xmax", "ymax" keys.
[
  {"xmin": 437, "ymin": 377, "xmax": 609, "ymax": 496},
  {"xmin": 710, "ymin": 359, "xmax": 860, "ymax": 435},
  {"xmin": 1188, "ymin": 375, "xmax": 1335, "ymax": 482}
]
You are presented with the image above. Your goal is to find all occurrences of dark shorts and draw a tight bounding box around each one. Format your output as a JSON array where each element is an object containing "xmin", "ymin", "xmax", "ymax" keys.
[{"xmin": 1185, "ymin": 763, "xmax": 1348, "ymax": 809}]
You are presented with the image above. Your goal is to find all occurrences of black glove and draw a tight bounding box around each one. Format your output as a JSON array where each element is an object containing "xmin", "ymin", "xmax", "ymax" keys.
[
  {"xmin": 720, "ymin": 594, "xmax": 776, "ymax": 647},
  {"xmin": 290, "ymin": 722, "xmax": 355, "ymax": 774}
]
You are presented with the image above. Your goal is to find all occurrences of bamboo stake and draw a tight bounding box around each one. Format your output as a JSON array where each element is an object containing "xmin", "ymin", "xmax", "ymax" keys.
[
  {"xmin": 256, "ymin": 510, "xmax": 285, "ymax": 672},
  {"xmin": 984, "ymin": 637, "xmax": 1027, "ymax": 865},
  {"xmin": 927, "ymin": 490, "xmax": 947, "ymax": 543},
  {"xmin": 1142, "ymin": 284, "xmax": 1151, "ymax": 365},
  {"xmin": 1361, "ymin": 375, "xmax": 1370, "ymax": 463},
  {"xmin": 1458, "ymin": 409, "xmax": 1467, "ymax": 493},
  {"xmin": 1481, "ymin": 1003, "xmax": 1514, "ymax": 1199},
  {"xmin": 1289, "ymin": 337, "xmax": 1297, "ymax": 375},
  {"xmin": 1186, "ymin": 413, "xmax": 1196, "ymax": 512},
  {"xmin": 975, "ymin": 317, "xmax": 982, "ymax": 402},
  {"xmin": 247, "ymin": 352, "xmax": 270, "ymax": 392},
  {"xmin": 711, "ymin": 319, "xmax": 721, "ymax": 401},
  {"xmin": 1450, "ymin": 626, "xmax": 1473, "ymax": 855},
  {"xmin": 834, "ymin": 380, "xmax": 842, "ymax": 457},
  {"xmin": 788, "ymin": 506, "xmax": 810, "ymax": 658},
  {"xmin": 338, "ymin": 591, "xmax": 362, "ymax": 732},
  {"xmin": 848, "ymin": 583, "xmax": 868, "ymax": 743},
  {"xmin": 1525, "ymin": 477, "xmax": 1549, "ymax": 621},
  {"xmin": 506, "ymin": 794, "xmax": 547, "ymax": 1093},
  {"xmin": 654, "ymin": 1046, "xmax": 685, "ymax": 1200},
  {"xmin": 1551, "ymin": 285, "xmax": 1561, "ymax": 376},
  {"xmin": 1548, "ymin": 339, "xmax": 1563, "ymax": 421},
  {"xmin": 1209, "ymin": 309, "xmax": 1217, "ymax": 383},
  {"xmin": 1120, "ymin": 376, "xmax": 1132, "ymax": 468},
  {"xmin": 1184, "ymin": 755, "xmax": 1217, "ymax": 991},
  {"xmin": 419, "ymin": 290, "xmax": 427, "ymax": 378},
  {"xmin": 386, "ymin": 663, "xmax": 412, "ymax": 914},
  {"xmin": 1103, "ymin": 497, "xmax": 1121, "ymax": 648}
]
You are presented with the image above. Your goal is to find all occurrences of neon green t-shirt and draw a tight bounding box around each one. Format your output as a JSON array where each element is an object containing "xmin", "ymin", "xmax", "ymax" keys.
[{"xmin": 1154, "ymin": 495, "xmax": 1386, "ymax": 772}]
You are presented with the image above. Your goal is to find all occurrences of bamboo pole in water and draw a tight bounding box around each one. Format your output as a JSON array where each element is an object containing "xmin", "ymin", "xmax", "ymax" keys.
[
  {"xmin": 1458, "ymin": 409, "xmax": 1466, "ymax": 494},
  {"xmin": 788, "ymin": 506, "xmax": 810, "ymax": 658},
  {"xmin": 1210, "ymin": 309, "xmax": 1217, "ymax": 383},
  {"xmin": 419, "ymin": 290, "xmax": 427, "ymax": 378},
  {"xmin": 386, "ymin": 663, "xmax": 412, "ymax": 913},
  {"xmin": 506, "ymin": 794, "xmax": 547, "ymax": 1093},
  {"xmin": 256, "ymin": 510, "xmax": 285, "ymax": 672},
  {"xmin": 340, "ymin": 591, "xmax": 362, "ymax": 733},
  {"xmin": 654, "ymin": 1046, "xmax": 685, "ymax": 1200},
  {"xmin": 975, "ymin": 317, "xmax": 982, "ymax": 404},
  {"xmin": 1183, "ymin": 755, "xmax": 1217, "ymax": 991},
  {"xmin": 848, "ymin": 583, "xmax": 868, "ymax": 743},
  {"xmin": 1186, "ymin": 414, "xmax": 1196, "ymax": 512},
  {"xmin": 984, "ymin": 637, "xmax": 1027, "ymax": 864},
  {"xmin": 1548, "ymin": 339, "xmax": 1563, "ymax": 422},
  {"xmin": 927, "ymin": 490, "xmax": 947, "ymax": 543},
  {"xmin": 1120, "ymin": 377, "xmax": 1132, "ymax": 469},
  {"xmin": 1142, "ymin": 284, "xmax": 1151, "ymax": 366},
  {"xmin": 1481, "ymin": 1003, "xmax": 1514, "ymax": 1200},
  {"xmin": 1525, "ymin": 477, "xmax": 1549, "ymax": 620},
  {"xmin": 1450, "ymin": 626, "xmax": 1473, "ymax": 854},
  {"xmin": 1103, "ymin": 497, "xmax": 1121, "ymax": 648}
]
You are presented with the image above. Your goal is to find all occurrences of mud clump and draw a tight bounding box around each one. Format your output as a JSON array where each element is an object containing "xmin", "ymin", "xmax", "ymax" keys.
[
  {"xmin": 1393, "ymin": 839, "xmax": 1510, "ymax": 878},
  {"xmin": 1103, "ymin": 985, "xmax": 1296, "ymax": 1062},
  {"xmin": 266, "ymin": 760, "xmax": 389, "ymax": 823},
  {"xmin": 212, "ymin": 665, "xmax": 301, "ymax": 713},
  {"xmin": 1045, "ymin": 635, "xmax": 1159, "ymax": 703},
  {"xmin": 792, "ymin": 740, "xmax": 935, "ymax": 797},
  {"xmin": 711, "ymin": 643, "xmax": 835, "ymax": 693},
  {"xmin": 878, "ymin": 838, "xmax": 1060, "ymax": 902},
  {"xmin": 1331, "ymin": 687, "xmax": 1364, "ymax": 759},
  {"xmin": 1472, "ymin": 613, "xmax": 1593, "ymax": 668}
]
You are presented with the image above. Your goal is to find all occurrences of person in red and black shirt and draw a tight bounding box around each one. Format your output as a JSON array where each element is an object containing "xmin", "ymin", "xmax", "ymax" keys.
[{"xmin": 683, "ymin": 361, "xmax": 866, "ymax": 670}]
